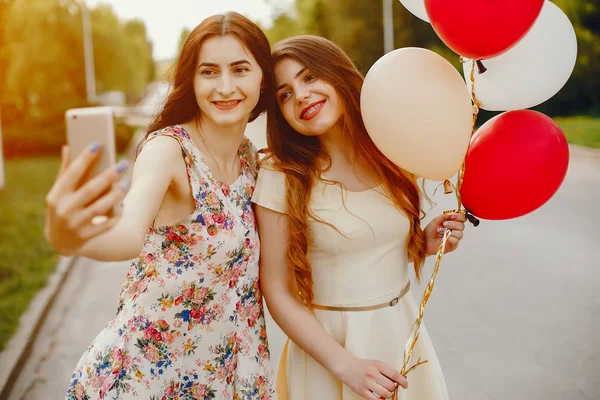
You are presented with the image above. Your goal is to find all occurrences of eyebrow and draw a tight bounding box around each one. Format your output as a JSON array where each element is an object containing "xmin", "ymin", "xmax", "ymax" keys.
[
  {"xmin": 276, "ymin": 67, "xmax": 308, "ymax": 91},
  {"xmin": 198, "ymin": 59, "xmax": 251, "ymax": 68}
]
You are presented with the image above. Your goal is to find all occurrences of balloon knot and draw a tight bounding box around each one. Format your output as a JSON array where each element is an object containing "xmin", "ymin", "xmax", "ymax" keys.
[
  {"xmin": 465, "ymin": 210, "xmax": 481, "ymax": 227},
  {"xmin": 476, "ymin": 60, "xmax": 487, "ymax": 74},
  {"xmin": 443, "ymin": 180, "xmax": 454, "ymax": 194}
]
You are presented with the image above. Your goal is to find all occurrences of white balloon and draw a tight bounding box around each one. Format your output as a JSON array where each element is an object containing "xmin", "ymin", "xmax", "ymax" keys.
[
  {"xmin": 463, "ymin": 1, "xmax": 577, "ymax": 111},
  {"xmin": 398, "ymin": 0, "xmax": 429, "ymax": 22}
]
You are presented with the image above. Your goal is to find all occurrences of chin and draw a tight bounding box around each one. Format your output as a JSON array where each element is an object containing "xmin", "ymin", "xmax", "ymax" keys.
[
  {"xmin": 216, "ymin": 117, "xmax": 247, "ymax": 126},
  {"xmin": 208, "ymin": 111, "xmax": 248, "ymax": 126},
  {"xmin": 297, "ymin": 122, "xmax": 334, "ymax": 137},
  {"xmin": 293, "ymin": 128, "xmax": 325, "ymax": 138}
]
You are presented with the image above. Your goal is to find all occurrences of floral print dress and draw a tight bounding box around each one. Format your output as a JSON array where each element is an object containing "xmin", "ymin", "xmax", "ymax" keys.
[{"xmin": 65, "ymin": 126, "xmax": 274, "ymax": 400}]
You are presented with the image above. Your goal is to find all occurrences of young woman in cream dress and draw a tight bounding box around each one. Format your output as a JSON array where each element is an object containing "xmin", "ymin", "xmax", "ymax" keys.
[{"xmin": 253, "ymin": 36, "xmax": 467, "ymax": 400}]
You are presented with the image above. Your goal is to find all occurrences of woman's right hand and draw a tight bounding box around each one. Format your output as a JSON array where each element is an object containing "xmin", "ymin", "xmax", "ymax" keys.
[
  {"xmin": 45, "ymin": 143, "xmax": 129, "ymax": 255},
  {"xmin": 337, "ymin": 356, "xmax": 408, "ymax": 399}
]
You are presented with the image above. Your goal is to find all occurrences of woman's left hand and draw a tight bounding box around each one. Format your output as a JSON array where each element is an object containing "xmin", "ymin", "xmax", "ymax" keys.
[{"xmin": 424, "ymin": 212, "xmax": 467, "ymax": 256}]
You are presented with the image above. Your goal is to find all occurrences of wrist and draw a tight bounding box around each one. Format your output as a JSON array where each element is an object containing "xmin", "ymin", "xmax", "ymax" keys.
[
  {"xmin": 46, "ymin": 235, "xmax": 76, "ymax": 257},
  {"xmin": 424, "ymin": 237, "xmax": 436, "ymax": 257},
  {"xmin": 56, "ymin": 242, "xmax": 78, "ymax": 257},
  {"xmin": 330, "ymin": 351, "xmax": 355, "ymax": 381}
]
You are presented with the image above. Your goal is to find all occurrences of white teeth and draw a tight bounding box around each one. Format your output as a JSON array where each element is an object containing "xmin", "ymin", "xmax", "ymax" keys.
[
  {"xmin": 215, "ymin": 101, "xmax": 238, "ymax": 106},
  {"xmin": 302, "ymin": 103, "xmax": 321, "ymax": 118}
]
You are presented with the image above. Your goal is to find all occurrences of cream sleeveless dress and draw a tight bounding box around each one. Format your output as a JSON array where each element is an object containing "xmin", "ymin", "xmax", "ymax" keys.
[{"xmin": 252, "ymin": 166, "xmax": 448, "ymax": 400}]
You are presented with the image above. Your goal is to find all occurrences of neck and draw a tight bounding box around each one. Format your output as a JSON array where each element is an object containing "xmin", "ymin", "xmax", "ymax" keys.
[
  {"xmin": 319, "ymin": 119, "xmax": 355, "ymax": 165},
  {"xmin": 190, "ymin": 115, "xmax": 248, "ymax": 165}
]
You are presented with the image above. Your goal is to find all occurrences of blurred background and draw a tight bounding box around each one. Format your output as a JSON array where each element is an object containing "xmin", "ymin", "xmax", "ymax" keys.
[{"xmin": 0, "ymin": 0, "xmax": 598, "ymax": 399}]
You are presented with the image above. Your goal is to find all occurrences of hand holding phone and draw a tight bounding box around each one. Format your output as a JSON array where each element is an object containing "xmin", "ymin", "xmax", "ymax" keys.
[{"xmin": 43, "ymin": 107, "xmax": 129, "ymax": 255}]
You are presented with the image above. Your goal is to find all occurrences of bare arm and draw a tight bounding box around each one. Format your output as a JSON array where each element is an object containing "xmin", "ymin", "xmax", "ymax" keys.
[
  {"xmin": 75, "ymin": 137, "xmax": 182, "ymax": 261},
  {"xmin": 256, "ymin": 205, "xmax": 407, "ymax": 399},
  {"xmin": 256, "ymin": 205, "xmax": 351, "ymax": 373},
  {"xmin": 45, "ymin": 137, "xmax": 184, "ymax": 261}
]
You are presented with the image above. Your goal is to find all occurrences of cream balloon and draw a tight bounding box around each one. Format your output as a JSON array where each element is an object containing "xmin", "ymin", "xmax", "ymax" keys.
[
  {"xmin": 463, "ymin": 1, "xmax": 577, "ymax": 111},
  {"xmin": 361, "ymin": 47, "xmax": 473, "ymax": 181},
  {"xmin": 399, "ymin": 0, "xmax": 430, "ymax": 22}
]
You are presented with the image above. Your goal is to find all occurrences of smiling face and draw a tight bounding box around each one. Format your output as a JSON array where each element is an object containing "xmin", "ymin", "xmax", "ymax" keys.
[
  {"xmin": 193, "ymin": 34, "xmax": 264, "ymax": 126},
  {"xmin": 274, "ymin": 57, "xmax": 344, "ymax": 137}
]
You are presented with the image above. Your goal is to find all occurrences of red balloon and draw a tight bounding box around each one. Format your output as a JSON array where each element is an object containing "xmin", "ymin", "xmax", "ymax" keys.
[
  {"xmin": 460, "ymin": 110, "xmax": 569, "ymax": 220},
  {"xmin": 424, "ymin": 0, "xmax": 544, "ymax": 59}
]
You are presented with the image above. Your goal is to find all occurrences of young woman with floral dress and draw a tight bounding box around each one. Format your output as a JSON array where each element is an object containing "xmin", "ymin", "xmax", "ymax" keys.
[{"xmin": 44, "ymin": 12, "xmax": 275, "ymax": 400}]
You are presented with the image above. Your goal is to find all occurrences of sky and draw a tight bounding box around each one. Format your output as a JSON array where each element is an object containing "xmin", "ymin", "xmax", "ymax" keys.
[{"xmin": 85, "ymin": 0, "xmax": 295, "ymax": 60}]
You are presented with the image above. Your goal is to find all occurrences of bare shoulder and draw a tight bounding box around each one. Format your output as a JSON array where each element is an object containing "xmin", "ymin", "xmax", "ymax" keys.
[
  {"xmin": 138, "ymin": 134, "xmax": 183, "ymax": 159},
  {"xmin": 134, "ymin": 135, "xmax": 186, "ymax": 180}
]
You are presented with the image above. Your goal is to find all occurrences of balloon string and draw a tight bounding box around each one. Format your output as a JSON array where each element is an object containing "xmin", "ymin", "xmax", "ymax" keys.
[
  {"xmin": 395, "ymin": 60, "xmax": 482, "ymax": 400},
  {"xmin": 455, "ymin": 59, "xmax": 481, "ymax": 211},
  {"xmin": 394, "ymin": 229, "xmax": 453, "ymax": 400}
]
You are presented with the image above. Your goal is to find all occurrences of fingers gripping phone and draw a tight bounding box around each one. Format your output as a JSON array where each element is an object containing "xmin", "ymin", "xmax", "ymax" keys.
[{"xmin": 65, "ymin": 106, "xmax": 117, "ymax": 182}]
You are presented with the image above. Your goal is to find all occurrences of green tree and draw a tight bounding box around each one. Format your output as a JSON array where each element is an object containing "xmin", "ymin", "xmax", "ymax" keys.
[
  {"xmin": 90, "ymin": 6, "xmax": 152, "ymax": 102},
  {"xmin": 579, "ymin": 0, "xmax": 600, "ymax": 35},
  {"xmin": 297, "ymin": 0, "xmax": 331, "ymax": 38},
  {"xmin": 3, "ymin": 0, "xmax": 87, "ymax": 125},
  {"xmin": 272, "ymin": 0, "xmax": 457, "ymax": 74},
  {"xmin": 536, "ymin": 0, "xmax": 600, "ymax": 116},
  {"xmin": 178, "ymin": 27, "xmax": 191, "ymax": 54},
  {"xmin": 268, "ymin": 0, "xmax": 383, "ymax": 71},
  {"xmin": 0, "ymin": 0, "xmax": 17, "ymax": 105},
  {"xmin": 1, "ymin": 0, "xmax": 154, "ymax": 156},
  {"xmin": 265, "ymin": 13, "xmax": 299, "ymax": 45},
  {"xmin": 123, "ymin": 19, "xmax": 154, "ymax": 102},
  {"xmin": 91, "ymin": 4, "xmax": 129, "ymax": 95}
]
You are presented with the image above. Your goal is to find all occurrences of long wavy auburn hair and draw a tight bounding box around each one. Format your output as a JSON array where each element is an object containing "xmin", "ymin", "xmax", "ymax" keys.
[
  {"xmin": 144, "ymin": 12, "xmax": 274, "ymax": 138},
  {"xmin": 266, "ymin": 36, "xmax": 427, "ymax": 308}
]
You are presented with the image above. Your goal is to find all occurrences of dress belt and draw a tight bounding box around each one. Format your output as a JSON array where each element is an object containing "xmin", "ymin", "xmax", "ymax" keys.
[{"xmin": 312, "ymin": 281, "xmax": 411, "ymax": 312}]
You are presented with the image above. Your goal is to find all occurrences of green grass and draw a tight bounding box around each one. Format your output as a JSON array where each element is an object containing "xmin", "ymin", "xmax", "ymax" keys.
[
  {"xmin": 555, "ymin": 116, "xmax": 600, "ymax": 148},
  {"xmin": 0, "ymin": 156, "xmax": 60, "ymax": 351}
]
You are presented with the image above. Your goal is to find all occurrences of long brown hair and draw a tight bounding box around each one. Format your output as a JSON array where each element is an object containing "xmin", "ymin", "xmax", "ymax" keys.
[
  {"xmin": 266, "ymin": 35, "xmax": 426, "ymax": 307},
  {"xmin": 145, "ymin": 12, "xmax": 273, "ymax": 136}
]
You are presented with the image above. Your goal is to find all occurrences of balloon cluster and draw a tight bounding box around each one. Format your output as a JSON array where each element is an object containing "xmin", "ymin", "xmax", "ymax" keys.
[
  {"xmin": 361, "ymin": 0, "xmax": 574, "ymax": 221},
  {"xmin": 361, "ymin": 3, "xmax": 575, "ymax": 389}
]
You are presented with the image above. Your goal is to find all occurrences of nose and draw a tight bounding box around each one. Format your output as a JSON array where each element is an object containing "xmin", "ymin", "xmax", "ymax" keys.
[
  {"xmin": 216, "ymin": 72, "xmax": 235, "ymax": 97},
  {"xmin": 295, "ymin": 86, "xmax": 310, "ymax": 104}
]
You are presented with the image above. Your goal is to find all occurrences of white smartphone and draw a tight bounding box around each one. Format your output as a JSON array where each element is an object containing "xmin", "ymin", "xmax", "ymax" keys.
[{"xmin": 65, "ymin": 106, "xmax": 117, "ymax": 181}]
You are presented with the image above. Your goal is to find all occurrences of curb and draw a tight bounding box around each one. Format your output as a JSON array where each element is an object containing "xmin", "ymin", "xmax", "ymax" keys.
[
  {"xmin": 0, "ymin": 256, "xmax": 79, "ymax": 400},
  {"xmin": 569, "ymin": 144, "xmax": 600, "ymax": 158},
  {"xmin": 0, "ymin": 130, "xmax": 143, "ymax": 399}
]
